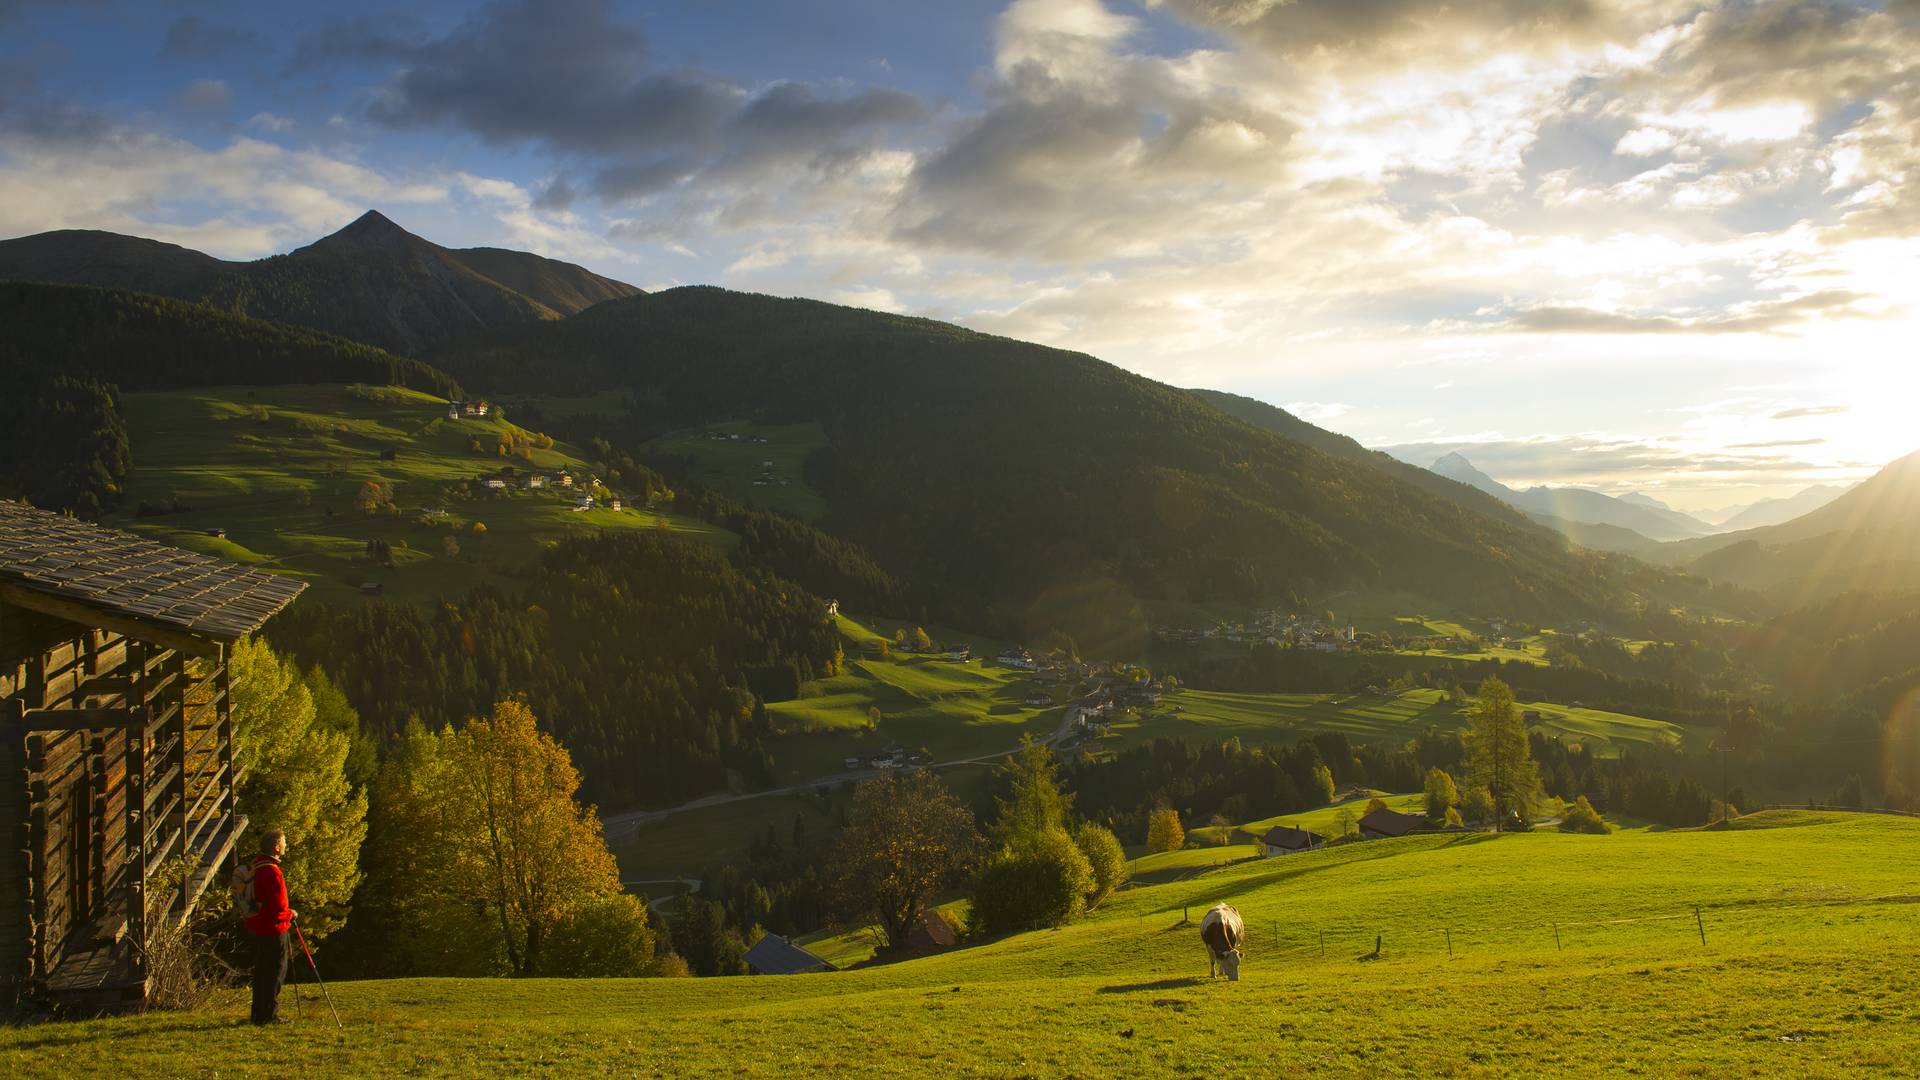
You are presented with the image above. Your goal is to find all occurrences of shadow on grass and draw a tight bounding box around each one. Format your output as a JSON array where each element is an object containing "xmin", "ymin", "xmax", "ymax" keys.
[
  {"xmin": 1095, "ymin": 977, "xmax": 1207, "ymax": 995},
  {"xmin": 1, "ymin": 1016, "xmax": 221, "ymax": 1052}
]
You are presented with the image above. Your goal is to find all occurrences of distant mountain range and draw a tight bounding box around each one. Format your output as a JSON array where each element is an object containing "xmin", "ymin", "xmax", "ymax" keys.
[
  {"xmin": 1649, "ymin": 452, "xmax": 1920, "ymax": 600},
  {"xmin": 0, "ymin": 211, "xmax": 642, "ymax": 354},
  {"xmin": 1426, "ymin": 452, "xmax": 1720, "ymax": 544},
  {"xmin": 1703, "ymin": 485, "xmax": 1854, "ymax": 531}
]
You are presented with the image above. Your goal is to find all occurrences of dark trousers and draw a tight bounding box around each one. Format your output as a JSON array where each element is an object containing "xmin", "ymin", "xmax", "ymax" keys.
[{"xmin": 251, "ymin": 931, "xmax": 289, "ymax": 1024}]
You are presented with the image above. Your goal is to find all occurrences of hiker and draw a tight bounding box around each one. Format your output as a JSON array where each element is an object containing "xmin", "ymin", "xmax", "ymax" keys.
[{"xmin": 240, "ymin": 830, "xmax": 298, "ymax": 1025}]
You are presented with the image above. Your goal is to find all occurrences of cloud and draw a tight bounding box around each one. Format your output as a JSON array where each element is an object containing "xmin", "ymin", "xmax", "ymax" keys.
[
  {"xmin": 172, "ymin": 79, "xmax": 233, "ymax": 113},
  {"xmin": 306, "ymin": 0, "xmax": 925, "ymax": 209},
  {"xmin": 1771, "ymin": 405, "xmax": 1849, "ymax": 420},
  {"xmin": 1286, "ymin": 401, "xmax": 1353, "ymax": 423},
  {"xmin": 161, "ymin": 16, "xmax": 262, "ymax": 60},
  {"xmin": 1479, "ymin": 290, "xmax": 1883, "ymax": 335},
  {"xmin": 1727, "ymin": 438, "xmax": 1827, "ymax": 448}
]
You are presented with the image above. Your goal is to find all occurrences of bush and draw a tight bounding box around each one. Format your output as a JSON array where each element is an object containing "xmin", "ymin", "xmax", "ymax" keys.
[
  {"xmin": 970, "ymin": 828, "xmax": 1094, "ymax": 934},
  {"xmin": 1558, "ymin": 796, "xmax": 1611, "ymax": 835},
  {"xmin": 539, "ymin": 894, "xmax": 659, "ymax": 976},
  {"xmin": 1073, "ymin": 822, "xmax": 1128, "ymax": 908}
]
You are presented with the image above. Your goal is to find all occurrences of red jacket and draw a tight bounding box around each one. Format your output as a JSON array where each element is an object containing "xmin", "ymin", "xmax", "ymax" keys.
[{"xmin": 245, "ymin": 855, "xmax": 293, "ymax": 936}]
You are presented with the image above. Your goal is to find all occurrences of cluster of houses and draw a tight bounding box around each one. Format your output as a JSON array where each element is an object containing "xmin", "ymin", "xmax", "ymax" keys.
[
  {"xmin": 1156, "ymin": 610, "xmax": 1359, "ymax": 652},
  {"xmin": 446, "ymin": 399, "xmax": 502, "ymax": 420}
]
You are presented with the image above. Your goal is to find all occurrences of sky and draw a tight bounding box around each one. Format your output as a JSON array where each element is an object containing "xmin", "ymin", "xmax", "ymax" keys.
[{"xmin": 2, "ymin": 0, "xmax": 1916, "ymax": 514}]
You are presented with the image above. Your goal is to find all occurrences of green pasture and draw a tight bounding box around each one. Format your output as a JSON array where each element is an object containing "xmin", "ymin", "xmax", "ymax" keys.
[
  {"xmin": 1110, "ymin": 687, "xmax": 1694, "ymax": 755},
  {"xmin": 108, "ymin": 385, "xmax": 728, "ymax": 604},
  {"xmin": 19, "ymin": 811, "xmax": 1920, "ymax": 1077},
  {"xmin": 643, "ymin": 418, "xmax": 829, "ymax": 520},
  {"xmin": 761, "ymin": 617, "xmax": 1058, "ymax": 782}
]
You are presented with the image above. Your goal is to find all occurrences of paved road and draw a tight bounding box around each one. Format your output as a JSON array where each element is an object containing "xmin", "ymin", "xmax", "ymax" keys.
[{"xmin": 601, "ymin": 705, "xmax": 1084, "ymax": 843}]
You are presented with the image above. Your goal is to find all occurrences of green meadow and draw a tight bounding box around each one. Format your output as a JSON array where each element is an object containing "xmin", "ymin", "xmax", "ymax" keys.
[
  {"xmin": 15, "ymin": 811, "xmax": 1919, "ymax": 1077},
  {"xmin": 108, "ymin": 384, "xmax": 727, "ymax": 604},
  {"xmin": 642, "ymin": 418, "xmax": 830, "ymax": 520},
  {"xmin": 1109, "ymin": 687, "xmax": 1695, "ymax": 755}
]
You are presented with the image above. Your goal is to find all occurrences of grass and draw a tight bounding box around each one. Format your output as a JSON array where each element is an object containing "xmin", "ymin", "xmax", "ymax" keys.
[
  {"xmin": 1233, "ymin": 790, "xmax": 1429, "ymax": 839},
  {"xmin": 760, "ymin": 615, "xmax": 1058, "ymax": 782},
  {"xmin": 16, "ymin": 811, "xmax": 1920, "ymax": 1077},
  {"xmin": 109, "ymin": 385, "xmax": 729, "ymax": 605},
  {"xmin": 1108, "ymin": 687, "xmax": 1695, "ymax": 755},
  {"xmin": 643, "ymin": 418, "xmax": 829, "ymax": 521}
]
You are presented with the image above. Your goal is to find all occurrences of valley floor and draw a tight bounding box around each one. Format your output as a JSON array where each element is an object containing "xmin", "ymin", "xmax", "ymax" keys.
[{"xmin": 8, "ymin": 811, "xmax": 1917, "ymax": 1078}]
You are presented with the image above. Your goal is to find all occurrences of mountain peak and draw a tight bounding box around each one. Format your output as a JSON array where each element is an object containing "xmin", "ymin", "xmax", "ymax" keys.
[
  {"xmin": 1430, "ymin": 452, "xmax": 1512, "ymax": 498},
  {"xmin": 304, "ymin": 209, "xmax": 430, "ymax": 256}
]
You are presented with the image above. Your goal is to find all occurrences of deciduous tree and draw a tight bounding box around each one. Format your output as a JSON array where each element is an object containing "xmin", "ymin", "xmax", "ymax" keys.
[
  {"xmin": 1145, "ymin": 807, "xmax": 1185, "ymax": 853},
  {"xmin": 1424, "ymin": 767, "xmax": 1459, "ymax": 821},
  {"xmin": 828, "ymin": 771, "xmax": 981, "ymax": 951}
]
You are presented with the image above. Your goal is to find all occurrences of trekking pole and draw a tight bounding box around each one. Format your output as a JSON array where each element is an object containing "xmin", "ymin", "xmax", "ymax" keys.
[{"xmin": 292, "ymin": 918, "xmax": 342, "ymax": 1028}]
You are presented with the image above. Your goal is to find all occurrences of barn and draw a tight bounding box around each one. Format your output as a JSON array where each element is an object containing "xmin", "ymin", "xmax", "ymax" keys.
[{"xmin": 0, "ymin": 502, "xmax": 307, "ymax": 1012}]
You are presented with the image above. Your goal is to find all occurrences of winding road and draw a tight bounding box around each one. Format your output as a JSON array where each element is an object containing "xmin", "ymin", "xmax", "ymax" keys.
[{"xmin": 601, "ymin": 704, "xmax": 1084, "ymax": 843}]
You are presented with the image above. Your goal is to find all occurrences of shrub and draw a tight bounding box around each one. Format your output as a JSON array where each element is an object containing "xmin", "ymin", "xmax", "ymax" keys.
[
  {"xmin": 1459, "ymin": 786, "xmax": 1495, "ymax": 824},
  {"xmin": 1558, "ymin": 796, "xmax": 1611, "ymax": 835},
  {"xmin": 1424, "ymin": 767, "xmax": 1459, "ymax": 821},
  {"xmin": 1073, "ymin": 822, "xmax": 1128, "ymax": 908},
  {"xmin": 539, "ymin": 894, "xmax": 659, "ymax": 976},
  {"xmin": 970, "ymin": 828, "xmax": 1094, "ymax": 934}
]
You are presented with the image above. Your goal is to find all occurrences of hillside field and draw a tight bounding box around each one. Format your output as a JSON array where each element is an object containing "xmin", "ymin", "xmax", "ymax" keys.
[
  {"xmin": 1107, "ymin": 687, "xmax": 1696, "ymax": 755},
  {"xmin": 13, "ymin": 811, "xmax": 1918, "ymax": 1077},
  {"xmin": 642, "ymin": 418, "xmax": 829, "ymax": 521},
  {"xmin": 107, "ymin": 384, "xmax": 727, "ymax": 603}
]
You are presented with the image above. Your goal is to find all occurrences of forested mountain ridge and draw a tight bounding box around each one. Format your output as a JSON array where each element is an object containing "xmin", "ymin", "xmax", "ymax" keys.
[
  {"xmin": 1183, "ymin": 388, "xmax": 1539, "ymax": 530},
  {"xmin": 429, "ymin": 286, "xmax": 1705, "ymax": 632},
  {"xmin": 0, "ymin": 211, "xmax": 642, "ymax": 354},
  {"xmin": 0, "ymin": 282, "xmax": 464, "ymax": 515}
]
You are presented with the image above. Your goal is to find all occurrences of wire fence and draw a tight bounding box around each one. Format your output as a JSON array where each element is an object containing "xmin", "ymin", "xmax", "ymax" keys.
[{"xmin": 1169, "ymin": 890, "xmax": 1920, "ymax": 967}]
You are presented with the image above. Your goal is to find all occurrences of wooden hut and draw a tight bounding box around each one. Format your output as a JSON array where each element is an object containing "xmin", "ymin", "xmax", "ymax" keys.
[{"xmin": 0, "ymin": 502, "xmax": 306, "ymax": 1012}]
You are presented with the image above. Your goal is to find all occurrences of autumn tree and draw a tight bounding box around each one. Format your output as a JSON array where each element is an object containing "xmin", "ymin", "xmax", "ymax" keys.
[
  {"xmin": 1145, "ymin": 807, "xmax": 1185, "ymax": 853},
  {"xmin": 1467, "ymin": 677, "xmax": 1542, "ymax": 829},
  {"xmin": 972, "ymin": 739, "xmax": 1094, "ymax": 933},
  {"xmin": 354, "ymin": 479, "xmax": 392, "ymax": 515},
  {"xmin": 228, "ymin": 637, "xmax": 368, "ymax": 939},
  {"xmin": 827, "ymin": 771, "xmax": 982, "ymax": 950},
  {"xmin": 1423, "ymin": 767, "xmax": 1459, "ymax": 822},
  {"xmin": 910, "ymin": 626, "xmax": 933, "ymax": 652},
  {"xmin": 366, "ymin": 699, "xmax": 630, "ymax": 975}
]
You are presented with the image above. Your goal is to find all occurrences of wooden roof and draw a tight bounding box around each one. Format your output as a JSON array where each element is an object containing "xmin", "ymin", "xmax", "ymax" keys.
[{"xmin": 0, "ymin": 502, "xmax": 305, "ymax": 644}]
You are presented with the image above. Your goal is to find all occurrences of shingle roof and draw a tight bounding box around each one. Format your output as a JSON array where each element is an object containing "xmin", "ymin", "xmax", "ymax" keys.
[
  {"xmin": 744, "ymin": 933, "xmax": 834, "ymax": 975},
  {"xmin": 1358, "ymin": 805, "xmax": 1426, "ymax": 838},
  {"xmin": 0, "ymin": 502, "xmax": 306, "ymax": 641},
  {"xmin": 1260, "ymin": 825, "xmax": 1316, "ymax": 850}
]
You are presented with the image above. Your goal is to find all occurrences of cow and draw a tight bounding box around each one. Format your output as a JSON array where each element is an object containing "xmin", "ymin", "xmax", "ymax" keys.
[{"xmin": 1199, "ymin": 903, "xmax": 1243, "ymax": 981}]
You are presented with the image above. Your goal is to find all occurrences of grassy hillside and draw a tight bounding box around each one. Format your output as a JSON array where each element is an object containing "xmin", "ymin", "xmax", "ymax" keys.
[
  {"xmin": 109, "ymin": 383, "xmax": 725, "ymax": 604},
  {"xmin": 16, "ymin": 811, "xmax": 1919, "ymax": 1076},
  {"xmin": 643, "ymin": 418, "xmax": 830, "ymax": 520}
]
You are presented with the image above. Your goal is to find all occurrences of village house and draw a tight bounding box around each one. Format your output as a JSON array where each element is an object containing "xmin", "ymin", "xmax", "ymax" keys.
[
  {"xmin": 1024, "ymin": 692, "xmax": 1050, "ymax": 707},
  {"xmin": 0, "ymin": 503, "xmax": 306, "ymax": 1011},
  {"xmin": 743, "ymin": 933, "xmax": 834, "ymax": 976},
  {"xmin": 483, "ymin": 479, "xmax": 507, "ymax": 490},
  {"xmin": 946, "ymin": 643, "xmax": 971, "ymax": 662},
  {"xmin": 448, "ymin": 399, "xmax": 494, "ymax": 419},
  {"xmin": 1258, "ymin": 825, "xmax": 1319, "ymax": 857},
  {"xmin": 1358, "ymin": 804, "xmax": 1427, "ymax": 840},
  {"xmin": 823, "ymin": 599, "xmax": 839, "ymax": 618},
  {"xmin": 522, "ymin": 474, "xmax": 547, "ymax": 490},
  {"xmin": 555, "ymin": 472, "xmax": 574, "ymax": 488}
]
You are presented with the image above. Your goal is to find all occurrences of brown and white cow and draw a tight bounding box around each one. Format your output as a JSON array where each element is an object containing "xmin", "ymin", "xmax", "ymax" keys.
[{"xmin": 1200, "ymin": 903, "xmax": 1243, "ymax": 981}]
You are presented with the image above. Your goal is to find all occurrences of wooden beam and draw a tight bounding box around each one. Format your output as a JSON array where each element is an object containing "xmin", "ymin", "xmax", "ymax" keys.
[
  {"xmin": 0, "ymin": 583, "xmax": 222, "ymax": 660},
  {"xmin": 21, "ymin": 707, "xmax": 143, "ymax": 730}
]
